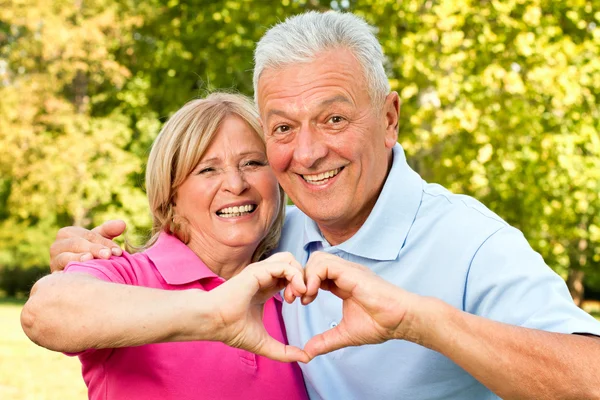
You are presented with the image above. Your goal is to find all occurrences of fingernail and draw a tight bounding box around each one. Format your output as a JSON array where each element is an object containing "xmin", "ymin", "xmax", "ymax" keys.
[
  {"xmin": 111, "ymin": 247, "xmax": 122, "ymax": 256},
  {"xmin": 99, "ymin": 248, "xmax": 111, "ymax": 258}
]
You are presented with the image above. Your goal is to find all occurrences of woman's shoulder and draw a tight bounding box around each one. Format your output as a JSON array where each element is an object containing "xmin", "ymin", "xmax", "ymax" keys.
[{"xmin": 63, "ymin": 250, "xmax": 154, "ymax": 286}]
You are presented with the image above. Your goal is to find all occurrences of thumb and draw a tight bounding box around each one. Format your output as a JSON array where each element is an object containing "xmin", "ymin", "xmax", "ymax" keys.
[
  {"xmin": 303, "ymin": 325, "xmax": 350, "ymax": 360},
  {"xmin": 92, "ymin": 220, "xmax": 127, "ymax": 240},
  {"xmin": 257, "ymin": 337, "xmax": 310, "ymax": 364}
]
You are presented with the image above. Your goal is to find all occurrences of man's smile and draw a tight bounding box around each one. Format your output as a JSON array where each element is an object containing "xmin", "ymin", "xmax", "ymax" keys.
[{"xmin": 301, "ymin": 167, "xmax": 343, "ymax": 185}]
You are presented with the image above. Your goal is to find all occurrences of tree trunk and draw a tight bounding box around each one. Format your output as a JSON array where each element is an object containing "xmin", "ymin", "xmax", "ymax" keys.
[{"xmin": 567, "ymin": 268, "xmax": 585, "ymax": 307}]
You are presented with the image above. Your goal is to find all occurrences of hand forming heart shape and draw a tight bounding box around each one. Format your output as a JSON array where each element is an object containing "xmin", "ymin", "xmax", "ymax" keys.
[{"xmin": 212, "ymin": 251, "xmax": 422, "ymax": 364}]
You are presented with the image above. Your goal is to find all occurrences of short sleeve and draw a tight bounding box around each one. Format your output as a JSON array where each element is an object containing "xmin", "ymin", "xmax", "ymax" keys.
[
  {"xmin": 62, "ymin": 254, "xmax": 142, "ymax": 358},
  {"xmin": 465, "ymin": 226, "xmax": 600, "ymax": 336},
  {"xmin": 64, "ymin": 254, "xmax": 140, "ymax": 285}
]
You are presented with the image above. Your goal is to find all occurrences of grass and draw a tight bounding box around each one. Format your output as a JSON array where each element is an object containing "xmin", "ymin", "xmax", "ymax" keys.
[{"xmin": 0, "ymin": 298, "xmax": 87, "ymax": 400}]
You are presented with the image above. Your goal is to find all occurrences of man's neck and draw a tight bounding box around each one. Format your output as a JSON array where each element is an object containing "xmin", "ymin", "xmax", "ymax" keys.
[{"xmin": 319, "ymin": 219, "xmax": 367, "ymax": 246}]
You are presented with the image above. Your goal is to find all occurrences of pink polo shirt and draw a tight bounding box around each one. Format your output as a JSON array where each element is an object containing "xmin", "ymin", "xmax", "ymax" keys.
[{"xmin": 64, "ymin": 232, "xmax": 308, "ymax": 400}]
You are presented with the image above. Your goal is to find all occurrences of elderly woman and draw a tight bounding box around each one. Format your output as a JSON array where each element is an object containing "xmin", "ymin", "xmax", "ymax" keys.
[{"xmin": 20, "ymin": 93, "xmax": 309, "ymax": 400}]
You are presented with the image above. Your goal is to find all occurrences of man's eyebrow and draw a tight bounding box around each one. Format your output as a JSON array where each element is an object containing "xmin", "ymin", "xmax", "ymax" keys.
[
  {"xmin": 265, "ymin": 95, "xmax": 352, "ymax": 120},
  {"xmin": 266, "ymin": 109, "xmax": 288, "ymax": 120},
  {"xmin": 319, "ymin": 95, "xmax": 352, "ymax": 107}
]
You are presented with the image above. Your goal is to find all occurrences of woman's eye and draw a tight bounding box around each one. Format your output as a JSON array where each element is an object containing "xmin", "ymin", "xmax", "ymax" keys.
[
  {"xmin": 243, "ymin": 160, "xmax": 266, "ymax": 168},
  {"xmin": 197, "ymin": 167, "xmax": 214, "ymax": 174}
]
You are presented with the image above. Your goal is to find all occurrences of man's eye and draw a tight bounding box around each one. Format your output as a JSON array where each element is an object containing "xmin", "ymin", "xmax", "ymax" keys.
[
  {"xmin": 274, "ymin": 125, "xmax": 291, "ymax": 134},
  {"xmin": 328, "ymin": 116, "xmax": 344, "ymax": 124}
]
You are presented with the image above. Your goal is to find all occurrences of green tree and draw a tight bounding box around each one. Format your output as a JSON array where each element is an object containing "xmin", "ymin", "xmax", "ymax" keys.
[
  {"xmin": 1, "ymin": 0, "xmax": 598, "ymax": 306},
  {"xmin": 0, "ymin": 0, "xmax": 151, "ymax": 273},
  {"xmin": 353, "ymin": 0, "xmax": 600, "ymax": 304}
]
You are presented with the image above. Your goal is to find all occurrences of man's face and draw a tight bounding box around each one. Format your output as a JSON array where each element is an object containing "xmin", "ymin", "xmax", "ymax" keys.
[{"xmin": 257, "ymin": 49, "xmax": 399, "ymax": 244}]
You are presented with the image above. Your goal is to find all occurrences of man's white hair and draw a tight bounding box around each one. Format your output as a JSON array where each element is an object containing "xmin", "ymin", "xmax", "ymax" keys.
[{"xmin": 253, "ymin": 11, "xmax": 390, "ymax": 108}]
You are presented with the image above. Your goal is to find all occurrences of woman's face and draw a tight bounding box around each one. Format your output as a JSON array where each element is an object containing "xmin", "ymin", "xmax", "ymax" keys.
[{"xmin": 174, "ymin": 115, "xmax": 281, "ymax": 254}]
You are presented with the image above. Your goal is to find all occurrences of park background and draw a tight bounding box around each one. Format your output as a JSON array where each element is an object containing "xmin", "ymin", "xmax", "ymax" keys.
[{"xmin": 1, "ymin": 0, "xmax": 599, "ymax": 398}]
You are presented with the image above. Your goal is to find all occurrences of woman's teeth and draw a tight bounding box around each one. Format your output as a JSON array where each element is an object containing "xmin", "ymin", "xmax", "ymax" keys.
[
  {"xmin": 217, "ymin": 204, "xmax": 256, "ymax": 218},
  {"xmin": 302, "ymin": 168, "xmax": 341, "ymax": 185}
]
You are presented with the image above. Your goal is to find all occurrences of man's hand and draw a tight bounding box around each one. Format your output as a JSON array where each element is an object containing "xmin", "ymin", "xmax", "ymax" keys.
[
  {"xmin": 49, "ymin": 220, "xmax": 126, "ymax": 272},
  {"xmin": 210, "ymin": 252, "xmax": 310, "ymax": 363},
  {"xmin": 301, "ymin": 252, "xmax": 430, "ymax": 360}
]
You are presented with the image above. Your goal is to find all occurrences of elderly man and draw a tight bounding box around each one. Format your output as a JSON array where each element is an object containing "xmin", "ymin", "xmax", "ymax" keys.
[{"xmin": 48, "ymin": 11, "xmax": 600, "ymax": 400}]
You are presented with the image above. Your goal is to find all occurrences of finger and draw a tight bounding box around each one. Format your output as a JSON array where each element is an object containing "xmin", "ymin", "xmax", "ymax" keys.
[
  {"xmin": 287, "ymin": 256, "xmax": 304, "ymax": 272},
  {"xmin": 51, "ymin": 237, "xmax": 116, "ymax": 261},
  {"xmin": 55, "ymin": 226, "xmax": 88, "ymax": 240},
  {"xmin": 300, "ymin": 272, "xmax": 322, "ymax": 305},
  {"xmin": 91, "ymin": 220, "xmax": 126, "ymax": 240},
  {"xmin": 91, "ymin": 221, "xmax": 125, "ymax": 256},
  {"xmin": 50, "ymin": 252, "xmax": 90, "ymax": 272},
  {"xmin": 54, "ymin": 225, "xmax": 120, "ymax": 254},
  {"xmin": 303, "ymin": 254, "xmax": 330, "ymax": 302},
  {"xmin": 265, "ymin": 251, "xmax": 297, "ymax": 264},
  {"xmin": 256, "ymin": 337, "xmax": 310, "ymax": 364},
  {"xmin": 306, "ymin": 274, "xmax": 322, "ymax": 297},
  {"xmin": 265, "ymin": 252, "xmax": 305, "ymax": 274},
  {"xmin": 283, "ymin": 284, "xmax": 295, "ymax": 303},
  {"xmin": 305, "ymin": 253, "xmax": 367, "ymax": 296},
  {"xmin": 303, "ymin": 325, "xmax": 350, "ymax": 360},
  {"xmin": 283, "ymin": 282, "xmax": 303, "ymax": 304},
  {"xmin": 259, "ymin": 263, "xmax": 307, "ymax": 294}
]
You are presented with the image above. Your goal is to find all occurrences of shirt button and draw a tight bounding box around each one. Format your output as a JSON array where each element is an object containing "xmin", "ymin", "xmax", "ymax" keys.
[{"xmin": 329, "ymin": 321, "xmax": 338, "ymax": 329}]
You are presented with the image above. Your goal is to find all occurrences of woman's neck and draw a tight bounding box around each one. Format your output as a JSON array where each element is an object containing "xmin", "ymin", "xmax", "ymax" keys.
[{"xmin": 186, "ymin": 233, "xmax": 255, "ymax": 280}]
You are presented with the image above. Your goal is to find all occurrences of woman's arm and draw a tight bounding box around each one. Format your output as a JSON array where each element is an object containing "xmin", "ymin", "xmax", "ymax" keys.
[
  {"xmin": 21, "ymin": 253, "xmax": 308, "ymax": 362},
  {"xmin": 21, "ymin": 272, "xmax": 216, "ymax": 352}
]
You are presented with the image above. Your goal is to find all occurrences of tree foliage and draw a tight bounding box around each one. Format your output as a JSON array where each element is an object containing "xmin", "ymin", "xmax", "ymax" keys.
[
  {"xmin": 1, "ymin": 0, "xmax": 599, "ymax": 301},
  {"xmin": 352, "ymin": 0, "xmax": 600, "ymax": 303}
]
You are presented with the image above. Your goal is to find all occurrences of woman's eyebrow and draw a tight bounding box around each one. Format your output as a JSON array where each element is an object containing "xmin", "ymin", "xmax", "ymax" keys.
[{"xmin": 199, "ymin": 151, "xmax": 265, "ymax": 164}]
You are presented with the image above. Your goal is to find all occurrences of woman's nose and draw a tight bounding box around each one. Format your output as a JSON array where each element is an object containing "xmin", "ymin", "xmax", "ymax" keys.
[{"xmin": 222, "ymin": 169, "xmax": 249, "ymax": 195}]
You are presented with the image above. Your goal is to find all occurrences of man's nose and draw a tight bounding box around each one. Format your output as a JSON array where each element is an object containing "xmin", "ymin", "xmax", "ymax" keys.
[
  {"xmin": 222, "ymin": 169, "xmax": 249, "ymax": 195},
  {"xmin": 293, "ymin": 125, "xmax": 328, "ymax": 169}
]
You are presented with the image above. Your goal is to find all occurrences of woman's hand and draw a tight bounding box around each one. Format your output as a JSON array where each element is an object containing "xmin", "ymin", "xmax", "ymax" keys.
[{"xmin": 210, "ymin": 252, "xmax": 310, "ymax": 363}]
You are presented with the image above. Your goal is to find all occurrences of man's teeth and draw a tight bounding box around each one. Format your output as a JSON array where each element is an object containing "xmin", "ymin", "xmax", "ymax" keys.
[
  {"xmin": 217, "ymin": 204, "xmax": 256, "ymax": 218},
  {"xmin": 302, "ymin": 168, "xmax": 341, "ymax": 185}
]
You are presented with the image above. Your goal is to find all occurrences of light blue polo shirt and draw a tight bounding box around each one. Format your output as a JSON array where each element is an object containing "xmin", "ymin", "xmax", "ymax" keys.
[{"xmin": 276, "ymin": 144, "xmax": 600, "ymax": 400}]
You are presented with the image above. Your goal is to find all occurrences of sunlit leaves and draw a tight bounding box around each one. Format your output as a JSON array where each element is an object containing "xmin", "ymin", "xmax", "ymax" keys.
[{"xmin": 354, "ymin": 0, "xmax": 600, "ymax": 292}]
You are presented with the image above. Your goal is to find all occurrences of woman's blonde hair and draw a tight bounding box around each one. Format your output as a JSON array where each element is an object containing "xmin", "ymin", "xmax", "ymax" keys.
[{"xmin": 141, "ymin": 92, "xmax": 286, "ymax": 262}]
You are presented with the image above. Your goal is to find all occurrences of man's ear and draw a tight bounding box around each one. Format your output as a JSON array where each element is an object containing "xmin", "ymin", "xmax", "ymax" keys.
[{"xmin": 383, "ymin": 92, "xmax": 400, "ymax": 149}]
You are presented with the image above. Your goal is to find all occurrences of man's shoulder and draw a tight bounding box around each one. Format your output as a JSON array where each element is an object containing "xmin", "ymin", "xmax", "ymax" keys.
[
  {"xmin": 408, "ymin": 182, "xmax": 509, "ymax": 249},
  {"xmin": 421, "ymin": 182, "xmax": 507, "ymax": 227}
]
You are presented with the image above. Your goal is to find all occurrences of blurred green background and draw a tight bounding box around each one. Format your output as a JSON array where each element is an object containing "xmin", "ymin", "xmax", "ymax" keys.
[{"xmin": 1, "ymin": 0, "xmax": 599, "ymax": 398}]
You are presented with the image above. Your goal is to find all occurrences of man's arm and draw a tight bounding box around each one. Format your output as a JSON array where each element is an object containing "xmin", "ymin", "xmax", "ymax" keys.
[
  {"xmin": 21, "ymin": 253, "xmax": 309, "ymax": 363},
  {"xmin": 302, "ymin": 252, "xmax": 600, "ymax": 400}
]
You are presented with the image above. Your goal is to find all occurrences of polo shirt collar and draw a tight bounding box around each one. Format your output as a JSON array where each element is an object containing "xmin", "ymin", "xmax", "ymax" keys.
[
  {"xmin": 145, "ymin": 232, "xmax": 218, "ymax": 285},
  {"xmin": 303, "ymin": 143, "xmax": 423, "ymax": 261}
]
